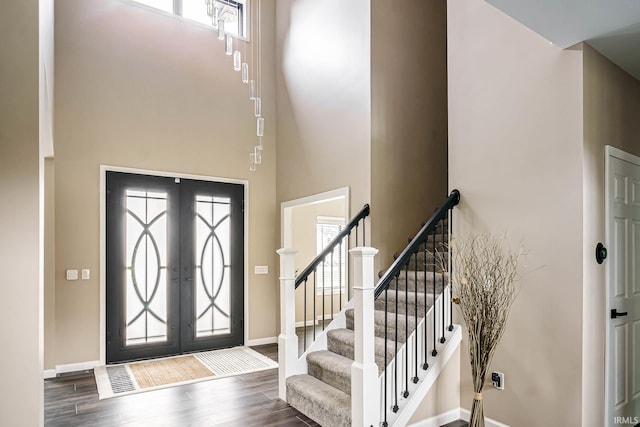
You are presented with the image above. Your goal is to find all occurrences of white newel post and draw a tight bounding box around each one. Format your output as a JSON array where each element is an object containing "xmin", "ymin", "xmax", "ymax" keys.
[
  {"xmin": 277, "ymin": 248, "xmax": 298, "ymax": 402},
  {"xmin": 350, "ymin": 247, "xmax": 380, "ymax": 427}
]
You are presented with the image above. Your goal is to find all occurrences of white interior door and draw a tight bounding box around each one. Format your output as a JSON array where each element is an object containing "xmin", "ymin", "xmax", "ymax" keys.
[{"xmin": 606, "ymin": 146, "xmax": 640, "ymax": 426}]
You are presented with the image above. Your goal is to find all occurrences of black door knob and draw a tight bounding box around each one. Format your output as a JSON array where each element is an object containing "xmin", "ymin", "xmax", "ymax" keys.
[
  {"xmin": 596, "ymin": 243, "xmax": 607, "ymax": 264},
  {"xmin": 611, "ymin": 309, "xmax": 628, "ymax": 319}
]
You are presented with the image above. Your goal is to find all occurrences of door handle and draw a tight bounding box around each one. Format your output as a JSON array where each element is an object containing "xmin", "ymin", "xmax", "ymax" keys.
[{"xmin": 611, "ymin": 309, "xmax": 628, "ymax": 319}]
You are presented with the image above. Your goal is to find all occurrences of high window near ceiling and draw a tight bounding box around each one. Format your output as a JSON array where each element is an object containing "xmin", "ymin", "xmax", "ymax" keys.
[{"xmin": 131, "ymin": 0, "xmax": 248, "ymax": 37}]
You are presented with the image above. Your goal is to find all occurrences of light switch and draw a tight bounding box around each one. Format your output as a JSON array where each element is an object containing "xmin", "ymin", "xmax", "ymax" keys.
[
  {"xmin": 254, "ymin": 265, "xmax": 269, "ymax": 275},
  {"xmin": 66, "ymin": 270, "xmax": 78, "ymax": 281},
  {"xmin": 81, "ymin": 269, "xmax": 90, "ymax": 280}
]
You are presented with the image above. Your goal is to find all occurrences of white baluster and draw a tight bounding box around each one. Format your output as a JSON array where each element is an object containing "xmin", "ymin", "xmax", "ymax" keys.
[
  {"xmin": 350, "ymin": 247, "xmax": 380, "ymax": 427},
  {"xmin": 277, "ymin": 248, "xmax": 298, "ymax": 401}
]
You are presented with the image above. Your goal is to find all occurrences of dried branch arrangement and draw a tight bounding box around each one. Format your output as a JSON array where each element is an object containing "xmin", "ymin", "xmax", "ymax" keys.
[{"xmin": 435, "ymin": 234, "xmax": 523, "ymax": 427}]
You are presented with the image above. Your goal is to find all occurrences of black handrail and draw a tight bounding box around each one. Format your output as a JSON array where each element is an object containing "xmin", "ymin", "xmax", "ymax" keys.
[
  {"xmin": 295, "ymin": 203, "xmax": 370, "ymax": 289},
  {"xmin": 374, "ymin": 190, "xmax": 460, "ymax": 299},
  {"xmin": 373, "ymin": 190, "xmax": 460, "ymax": 426}
]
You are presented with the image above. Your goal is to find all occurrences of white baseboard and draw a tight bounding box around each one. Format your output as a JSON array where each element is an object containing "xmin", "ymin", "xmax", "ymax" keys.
[
  {"xmin": 295, "ymin": 320, "xmax": 318, "ymax": 328},
  {"xmin": 460, "ymin": 408, "xmax": 511, "ymax": 427},
  {"xmin": 55, "ymin": 360, "xmax": 101, "ymax": 375},
  {"xmin": 43, "ymin": 369, "xmax": 57, "ymax": 379},
  {"xmin": 408, "ymin": 407, "xmax": 510, "ymax": 427},
  {"xmin": 246, "ymin": 336, "xmax": 277, "ymax": 346},
  {"xmin": 295, "ymin": 314, "xmax": 341, "ymax": 328},
  {"xmin": 44, "ymin": 339, "xmax": 278, "ymax": 380},
  {"xmin": 408, "ymin": 408, "xmax": 460, "ymax": 427}
]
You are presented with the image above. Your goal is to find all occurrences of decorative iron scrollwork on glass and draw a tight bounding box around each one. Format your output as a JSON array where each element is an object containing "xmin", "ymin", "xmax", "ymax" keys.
[
  {"xmin": 195, "ymin": 195, "xmax": 232, "ymax": 337},
  {"xmin": 125, "ymin": 190, "xmax": 169, "ymax": 345}
]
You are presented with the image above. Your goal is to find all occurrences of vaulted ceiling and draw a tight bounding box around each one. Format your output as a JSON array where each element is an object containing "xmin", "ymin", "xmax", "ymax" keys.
[{"xmin": 485, "ymin": 0, "xmax": 640, "ymax": 80}]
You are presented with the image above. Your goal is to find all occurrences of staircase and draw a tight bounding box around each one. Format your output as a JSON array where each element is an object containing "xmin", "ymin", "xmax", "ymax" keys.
[{"xmin": 278, "ymin": 190, "xmax": 461, "ymax": 427}]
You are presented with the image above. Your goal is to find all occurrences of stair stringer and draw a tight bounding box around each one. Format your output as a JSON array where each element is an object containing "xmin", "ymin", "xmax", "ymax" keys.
[
  {"xmin": 287, "ymin": 298, "xmax": 355, "ymax": 385},
  {"xmin": 386, "ymin": 324, "xmax": 462, "ymax": 427}
]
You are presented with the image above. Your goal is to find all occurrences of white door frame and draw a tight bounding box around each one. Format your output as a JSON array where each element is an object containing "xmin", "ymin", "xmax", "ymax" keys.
[
  {"xmin": 604, "ymin": 145, "xmax": 640, "ymax": 425},
  {"xmin": 99, "ymin": 165, "xmax": 249, "ymax": 365},
  {"xmin": 280, "ymin": 187, "xmax": 350, "ymax": 248}
]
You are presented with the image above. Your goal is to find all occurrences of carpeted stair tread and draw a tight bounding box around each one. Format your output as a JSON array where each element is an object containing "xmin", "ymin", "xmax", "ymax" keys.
[
  {"xmin": 379, "ymin": 262, "xmax": 441, "ymax": 278},
  {"xmin": 422, "ymin": 218, "xmax": 448, "ymax": 228},
  {"xmin": 427, "ymin": 229, "xmax": 449, "ymax": 243},
  {"xmin": 381, "ymin": 270, "xmax": 445, "ymax": 291},
  {"xmin": 393, "ymin": 249, "xmax": 448, "ymax": 264},
  {"xmin": 345, "ymin": 308, "xmax": 419, "ymax": 343},
  {"xmin": 327, "ymin": 328, "xmax": 398, "ymax": 371},
  {"xmin": 307, "ymin": 350, "xmax": 353, "ymax": 396},
  {"xmin": 374, "ymin": 287, "xmax": 437, "ymax": 315},
  {"xmin": 411, "ymin": 232, "xmax": 447, "ymax": 244},
  {"xmin": 286, "ymin": 374, "xmax": 351, "ymax": 427},
  {"xmin": 287, "ymin": 216, "xmax": 453, "ymax": 425}
]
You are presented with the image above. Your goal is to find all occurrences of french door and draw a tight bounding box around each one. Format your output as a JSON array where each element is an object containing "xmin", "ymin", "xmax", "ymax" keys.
[{"xmin": 106, "ymin": 171, "xmax": 244, "ymax": 363}]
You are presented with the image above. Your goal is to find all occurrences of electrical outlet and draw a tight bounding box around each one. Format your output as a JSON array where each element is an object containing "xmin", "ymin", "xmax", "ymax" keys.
[{"xmin": 492, "ymin": 371, "xmax": 504, "ymax": 390}]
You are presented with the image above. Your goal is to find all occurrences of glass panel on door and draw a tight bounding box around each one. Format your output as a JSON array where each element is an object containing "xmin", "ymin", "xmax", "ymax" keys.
[
  {"xmin": 125, "ymin": 190, "xmax": 169, "ymax": 346},
  {"xmin": 195, "ymin": 195, "xmax": 232, "ymax": 337}
]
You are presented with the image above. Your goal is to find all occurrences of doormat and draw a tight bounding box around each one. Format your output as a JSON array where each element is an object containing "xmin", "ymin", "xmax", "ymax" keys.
[{"xmin": 94, "ymin": 347, "xmax": 278, "ymax": 399}]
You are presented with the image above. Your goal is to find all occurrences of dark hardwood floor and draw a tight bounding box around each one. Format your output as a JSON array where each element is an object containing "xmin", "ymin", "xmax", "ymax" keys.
[
  {"xmin": 45, "ymin": 343, "xmax": 466, "ymax": 426},
  {"xmin": 44, "ymin": 344, "xmax": 319, "ymax": 426}
]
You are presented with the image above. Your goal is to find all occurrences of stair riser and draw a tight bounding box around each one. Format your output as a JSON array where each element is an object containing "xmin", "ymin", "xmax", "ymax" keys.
[
  {"xmin": 374, "ymin": 298, "xmax": 434, "ymax": 316},
  {"xmin": 413, "ymin": 230, "xmax": 449, "ymax": 244},
  {"xmin": 390, "ymin": 277, "xmax": 446, "ymax": 293},
  {"xmin": 376, "ymin": 289, "xmax": 435, "ymax": 306},
  {"xmin": 286, "ymin": 377, "xmax": 351, "ymax": 427},
  {"xmin": 379, "ymin": 265, "xmax": 442, "ymax": 279},
  {"xmin": 426, "ymin": 232, "xmax": 447, "ymax": 241},
  {"xmin": 394, "ymin": 248, "xmax": 448, "ymax": 263},
  {"xmin": 327, "ymin": 331, "xmax": 397, "ymax": 372},
  {"xmin": 307, "ymin": 361, "xmax": 351, "ymax": 396},
  {"xmin": 346, "ymin": 316, "xmax": 417, "ymax": 343}
]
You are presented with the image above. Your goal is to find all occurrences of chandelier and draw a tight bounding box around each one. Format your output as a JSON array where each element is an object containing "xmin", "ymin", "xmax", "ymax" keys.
[{"xmin": 205, "ymin": 0, "xmax": 263, "ymax": 171}]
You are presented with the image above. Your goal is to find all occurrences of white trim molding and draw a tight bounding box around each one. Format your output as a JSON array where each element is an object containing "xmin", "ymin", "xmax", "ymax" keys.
[
  {"xmin": 408, "ymin": 408, "xmax": 511, "ymax": 427},
  {"xmin": 460, "ymin": 408, "xmax": 511, "ymax": 427},
  {"xmin": 407, "ymin": 408, "xmax": 460, "ymax": 427},
  {"xmin": 281, "ymin": 187, "xmax": 350, "ymax": 248},
  {"xmin": 246, "ymin": 336, "xmax": 277, "ymax": 346},
  {"xmin": 43, "ymin": 360, "xmax": 102, "ymax": 379}
]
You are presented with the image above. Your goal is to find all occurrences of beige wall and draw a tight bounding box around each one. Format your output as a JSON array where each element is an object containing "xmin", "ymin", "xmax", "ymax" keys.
[
  {"xmin": 448, "ymin": 0, "xmax": 584, "ymax": 425},
  {"xmin": 40, "ymin": 0, "xmax": 55, "ymax": 158},
  {"xmin": 291, "ymin": 199, "xmax": 346, "ymax": 322},
  {"xmin": 370, "ymin": 3, "xmax": 453, "ymax": 419},
  {"xmin": 408, "ymin": 347, "xmax": 461, "ymax": 424},
  {"xmin": 275, "ymin": 0, "xmax": 372, "ymax": 219},
  {"xmin": 582, "ymin": 43, "xmax": 640, "ymax": 426},
  {"xmin": 370, "ymin": 0, "xmax": 449, "ymax": 270},
  {"xmin": 53, "ymin": 0, "xmax": 277, "ymax": 365},
  {"xmin": 0, "ymin": 0, "xmax": 43, "ymax": 424}
]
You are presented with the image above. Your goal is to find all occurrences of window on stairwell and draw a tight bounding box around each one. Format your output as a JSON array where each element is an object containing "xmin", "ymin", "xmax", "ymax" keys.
[
  {"xmin": 316, "ymin": 217, "xmax": 346, "ymax": 295},
  {"xmin": 130, "ymin": 0, "xmax": 248, "ymax": 37}
]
